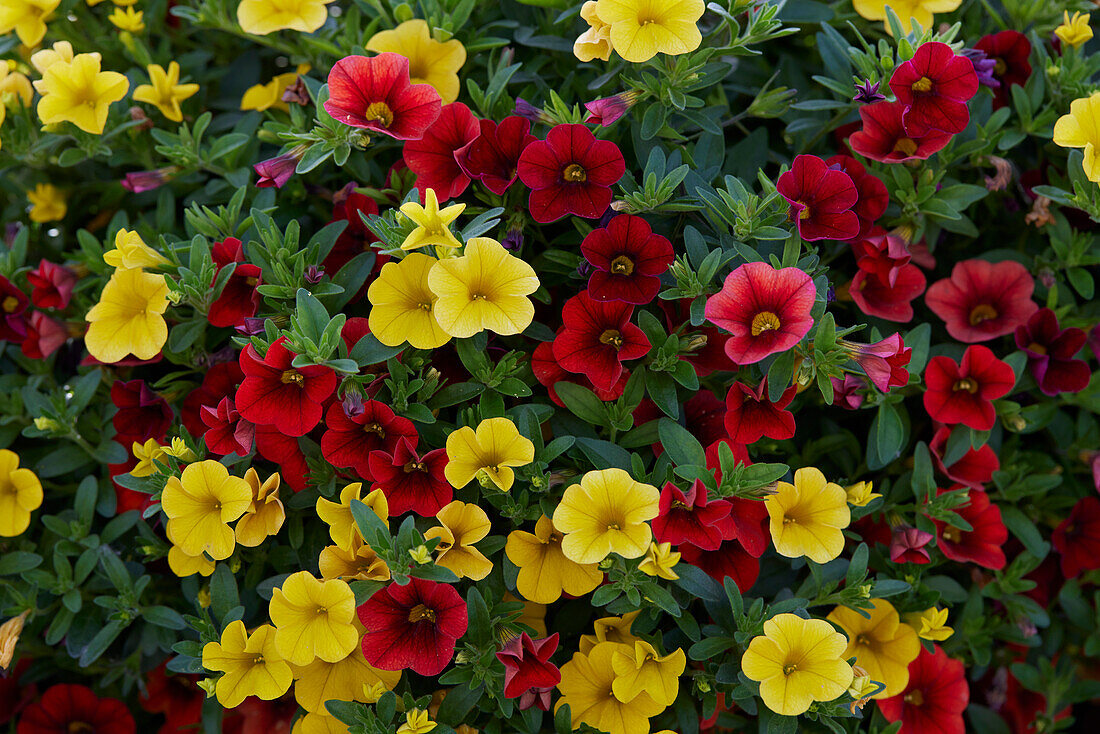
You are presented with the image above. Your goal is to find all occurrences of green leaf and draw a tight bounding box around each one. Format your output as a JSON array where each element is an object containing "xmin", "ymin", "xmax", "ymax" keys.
[
  {"xmin": 0, "ymin": 552, "xmax": 42, "ymax": 575},
  {"xmin": 657, "ymin": 418, "xmax": 706, "ymax": 467},
  {"xmin": 79, "ymin": 620, "xmax": 124, "ymax": 667},
  {"xmin": 210, "ymin": 563, "xmax": 240, "ymax": 623},
  {"xmin": 554, "ymin": 382, "xmax": 610, "ymax": 427},
  {"xmin": 350, "ymin": 333, "xmax": 404, "ymax": 366},
  {"xmin": 466, "ymin": 587, "xmax": 490, "ymax": 644},
  {"xmin": 350, "ymin": 498, "xmax": 391, "ymax": 552},
  {"xmin": 999, "ymin": 506, "xmax": 1050, "ymax": 559},
  {"xmin": 144, "ymin": 606, "xmax": 187, "ymax": 630}
]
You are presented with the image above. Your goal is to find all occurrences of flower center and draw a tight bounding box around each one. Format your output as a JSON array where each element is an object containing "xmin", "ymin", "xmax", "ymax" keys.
[
  {"xmin": 969, "ymin": 304, "xmax": 998, "ymax": 325},
  {"xmin": 245, "ymin": 277, "xmax": 259, "ymax": 287},
  {"xmin": 363, "ymin": 422, "xmax": 385, "ymax": 437},
  {"xmin": 953, "ymin": 378, "xmax": 978, "ymax": 393},
  {"xmin": 364, "ymin": 101, "xmax": 394, "ymax": 127},
  {"xmin": 606, "ymin": 522, "xmax": 621, "ymax": 530},
  {"xmin": 994, "ymin": 59, "xmax": 1007, "ymax": 76},
  {"xmin": 856, "ymin": 634, "xmax": 871, "ymax": 646},
  {"xmin": 2, "ymin": 296, "xmax": 19, "ymax": 313},
  {"xmin": 280, "ymin": 369, "xmax": 304, "ymax": 386},
  {"xmin": 610, "ymin": 255, "xmax": 635, "ymax": 275},
  {"xmin": 941, "ymin": 526, "xmax": 961, "ymax": 543},
  {"xmin": 562, "ymin": 163, "xmax": 587, "ymax": 183},
  {"xmin": 904, "ymin": 690, "xmax": 925, "ymax": 706},
  {"xmin": 751, "ymin": 311, "xmax": 781, "ymax": 336},
  {"xmin": 892, "ymin": 138, "xmax": 918, "ymax": 156},
  {"xmin": 599, "ymin": 329, "xmax": 623, "ymax": 348},
  {"xmin": 671, "ymin": 500, "xmax": 690, "ymax": 510},
  {"xmin": 1026, "ymin": 342, "xmax": 1047, "ymax": 355},
  {"xmin": 782, "ymin": 663, "xmax": 798, "ymax": 676},
  {"xmin": 911, "ymin": 76, "xmax": 933, "ymax": 93},
  {"xmin": 68, "ymin": 723, "xmax": 94, "ymax": 734},
  {"xmin": 418, "ymin": 300, "xmax": 433, "ymax": 312},
  {"xmin": 403, "ymin": 460, "xmax": 426, "ymax": 473},
  {"xmin": 408, "ymin": 603, "xmax": 436, "ymax": 623}
]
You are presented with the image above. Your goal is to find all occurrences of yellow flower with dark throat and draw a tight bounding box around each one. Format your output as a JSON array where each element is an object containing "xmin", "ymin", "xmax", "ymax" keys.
[
  {"xmin": 505, "ymin": 515, "xmax": 603, "ymax": 603},
  {"xmin": 316, "ymin": 483, "xmax": 388, "ymax": 550},
  {"xmin": 201, "ymin": 621, "xmax": 292, "ymax": 708},
  {"xmin": 237, "ymin": 0, "xmax": 336, "ymax": 35},
  {"xmin": 85, "ymin": 267, "xmax": 170, "ymax": 363},
  {"xmin": 367, "ymin": 252, "xmax": 451, "ymax": 350},
  {"xmin": 827, "ymin": 599, "xmax": 921, "ymax": 698},
  {"xmin": 594, "ymin": 0, "xmax": 704, "ymax": 63},
  {"xmin": 556, "ymin": 642, "xmax": 665, "ymax": 734},
  {"xmin": 552, "ymin": 468, "xmax": 660, "ymax": 564},
  {"xmin": 161, "ymin": 460, "xmax": 252, "ymax": 561},
  {"xmin": 765, "ymin": 466, "xmax": 850, "ymax": 564},
  {"xmin": 425, "ymin": 500, "xmax": 493, "ymax": 580},
  {"xmin": 234, "ymin": 469, "xmax": 285, "ymax": 547},
  {"xmin": 444, "ymin": 417, "xmax": 534, "ymax": 491},
  {"xmin": 133, "ymin": 62, "xmax": 200, "ymax": 122},
  {"xmin": 0, "ymin": 0, "xmax": 60, "ymax": 47},
  {"xmin": 268, "ymin": 571, "xmax": 358, "ymax": 665},
  {"xmin": 36, "ymin": 53, "xmax": 129, "ymax": 135}
]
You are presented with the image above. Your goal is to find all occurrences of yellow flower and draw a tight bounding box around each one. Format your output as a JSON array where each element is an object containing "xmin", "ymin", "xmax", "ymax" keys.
[
  {"xmin": 845, "ymin": 480, "xmax": 881, "ymax": 507},
  {"xmin": 0, "ymin": 449, "xmax": 43, "ymax": 537},
  {"xmin": 131, "ymin": 439, "xmax": 166, "ymax": 477},
  {"xmin": 237, "ymin": 0, "xmax": 335, "ymax": 35},
  {"xmin": 399, "ymin": 189, "xmax": 465, "ymax": 251},
  {"xmin": 366, "ymin": 19, "xmax": 466, "ymax": 104},
  {"xmin": 0, "ymin": 0, "xmax": 60, "ymax": 47},
  {"xmin": 167, "ymin": 543, "xmax": 215, "ymax": 578},
  {"xmin": 428, "ymin": 237, "xmax": 539, "ymax": 338},
  {"xmin": 552, "ymin": 468, "xmax": 659, "ymax": 564},
  {"xmin": 161, "ymin": 461, "xmax": 252, "ymax": 560},
  {"xmin": 318, "ymin": 534, "xmax": 390, "ymax": 581},
  {"xmin": 367, "ymin": 252, "xmax": 451, "ymax": 350},
  {"xmin": 269, "ymin": 571, "xmax": 358, "ymax": 665},
  {"xmin": 202, "ymin": 621, "xmax": 293, "ymax": 708},
  {"xmin": 827, "ymin": 599, "xmax": 921, "ymax": 698},
  {"xmin": 133, "ymin": 62, "xmax": 199, "ymax": 123},
  {"xmin": 289, "ymin": 623, "xmax": 399, "ymax": 713},
  {"xmin": 103, "ymin": 228, "xmax": 170, "ymax": 270},
  {"xmin": 107, "ymin": 6, "xmax": 144, "ymax": 31},
  {"xmin": 291, "ymin": 713, "xmax": 347, "ymax": 734},
  {"xmin": 556, "ymin": 642, "xmax": 665, "ymax": 734},
  {"xmin": 852, "ymin": 0, "xmax": 962, "ymax": 35},
  {"xmin": 240, "ymin": 67, "xmax": 307, "ymax": 112},
  {"xmin": 408, "ymin": 544, "xmax": 433, "ymax": 565},
  {"xmin": 162, "ymin": 437, "xmax": 197, "ymax": 462},
  {"xmin": 1056, "ymin": 11, "xmax": 1093, "ymax": 49},
  {"xmin": 574, "ymin": 1, "xmax": 613, "ymax": 62},
  {"xmin": 0, "ymin": 66, "xmax": 33, "ymax": 106},
  {"xmin": 0, "ymin": 610, "xmax": 31, "ymax": 671},
  {"xmin": 908, "ymin": 606, "xmax": 954, "ymax": 642},
  {"xmin": 36, "ymin": 53, "xmax": 129, "ymax": 135},
  {"xmin": 85, "ymin": 268, "xmax": 170, "ymax": 363},
  {"xmin": 638, "ymin": 541, "xmax": 680, "ymax": 580},
  {"xmin": 1054, "ymin": 93, "xmax": 1100, "ymax": 183},
  {"xmin": 27, "ymin": 183, "xmax": 66, "ymax": 223},
  {"xmin": 579, "ymin": 610, "xmax": 640, "ymax": 654},
  {"xmin": 111, "ymin": 0, "xmax": 140, "ymax": 6},
  {"xmin": 444, "ymin": 417, "xmax": 534, "ymax": 491},
  {"xmin": 505, "ymin": 515, "xmax": 603, "ymax": 604},
  {"xmin": 397, "ymin": 709, "xmax": 436, "ymax": 734},
  {"xmin": 316, "ymin": 483, "xmax": 388, "ymax": 550},
  {"xmin": 847, "ymin": 668, "xmax": 879, "ymax": 713},
  {"xmin": 30, "ymin": 42, "xmax": 84, "ymax": 80},
  {"xmin": 610, "ymin": 640, "xmax": 686, "ymax": 707},
  {"xmin": 741, "ymin": 613, "xmax": 853, "ymax": 716},
  {"xmin": 235, "ymin": 468, "xmax": 285, "ymax": 547},
  {"xmin": 425, "ymin": 500, "xmax": 493, "ymax": 580},
  {"xmin": 765, "ymin": 467, "xmax": 850, "ymax": 564},
  {"xmin": 594, "ymin": 0, "xmax": 704, "ymax": 63}
]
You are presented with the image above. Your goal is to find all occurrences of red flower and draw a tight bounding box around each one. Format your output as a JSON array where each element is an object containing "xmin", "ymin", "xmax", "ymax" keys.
[
  {"xmin": 455, "ymin": 116, "xmax": 536, "ymax": 195},
  {"xmin": 341, "ymin": 316, "xmax": 372, "ymax": 352},
  {"xmin": 679, "ymin": 539, "xmax": 760, "ymax": 591},
  {"xmin": 27, "ymin": 260, "xmax": 77, "ymax": 309},
  {"xmin": 776, "ymin": 154, "xmax": 860, "ymax": 241},
  {"xmin": 21, "ymin": 312, "xmax": 68, "ymax": 360},
  {"xmin": 933, "ymin": 488, "xmax": 1008, "ymax": 570},
  {"xmin": 516, "ymin": 123, "xmax": 626, "ymax": 223},
  {"xmin": 111, "ymin": 379, "xmax": 172, "ymax": 448},
  {"xmin": 403, "ymin": 101, "xmax": 480, "ymax": 200},
  {"xmin": 17, "ymin": 684, "xmax": 135, "ymax": 734},
  {"xmin": 848, "ymin": 101, "xmax": 952, "ymax": 163},
  {"xmin": 890, "ymin": 41, "xmax": 979, "ymax": 136},
  {"xmin": 1014, "ymin": 308, "xmax": 1090, "ymax": 396},
  {"xmin": 255, "ymin": 426, "xmax": 309, "ymax": 492},
  {"xmin": 704, "ymin": 261, "xmax": 816, "ymax": 365},
  {"xmin": 236, "ymin": 337, "xmax": 337, "ymax": 437},
  {"xmin": 840, "ymin": 333, "xmax": 912, "ymax": 393},
  {"xmin": 324, "ymin": 53, "xmax": 442, "ymax": 140},
  {"xmin": 321, "ymin": 399, "xmax": 417, "ymax": 480},
  {"xmin": 849, "ymin": 230, "xmax": 927, "ymax": 323},
  {"xmin": 581, "ymin": 214, "xmax": 674, "ymax": 305},
  {"xmin": 0, "ymin": 659, "xmax": 36, "ymax": 726},
  {"xmin": 322, "ymin": 183, "xmax": 383, "ymax": 275},
  {"xmin": 208, "ymin": 237, "xmax": 261, "ymax": 328},
  {"xmin": 877, "ymin": 646, "xmax": 969, "ymax": 734},
  {"xmin": 552, "ymin": 291, "xmax": 650, "ymax": 392},
  {"xmin": 0, "ymin": 275, "xmax": 29, "ymax": 343},
  {"xmin": 181, "ymin": 361, "xmax": 244, "ymax": 437},
  {"xmin": 831, "ymin": 374, "xmax": 865, "ymax": 409},
  {"xmin": 358, "ymin": 577, "xmax": 468, "ymax": 676},
  {"xmin": 974, "ymin": 31, "xmax": 1032, "ymax": 110},
  {"xmin": 531, "ymin": 338, "xmax": 627, "ymax": 406},
  {"xmin": 923, "ymin": 345, "xmax": 1015, "ymax": 431},
  {"xmin": 929, "ymin": 425, "xmax": 998, "ymax": 491},
  {"xmin": 890, "ymin": 526, "xmax": 934, "ymax": 564},
  {"xmin": 825, "ymin": 155, "xmax": 888, "ymax": 240},
  {"xmin": 139, "ymin": 665, "xmax": 203, "ymax": 734},
  {"xmin": 496, "ymin": 632, "xmax": 561, "ymax": 711},
  {"xmin": 723, "ymin": 379, "xmax": 797, "ymax": 444},
  {"xmin": 368, "ymin": 437, "xmax": 451, "ymax": 517},
  {"xmin": 658, "ymin": 299, "xmax": 738, "ymax": 376},
  {"xmin": 652, "ymin": 479, "xmax": 735, "ymax": 551},
  {"xmin": 253, "ymin": 151, "xmax": 301, "ymax": 188},
  {"xmin": 925, "ymin": 259, "xmax": 1038, "ymax": 343},
  {"xmin": 583, "ymin": 92, "xmax": 639, "ymax": 126},
  {"xmin": 1051, "ymin": 497, "xmax": 1100, "ymax": 578},
  {"xmin": 201, "ymin": 397, "xmax": 255, "ymax": 457}
]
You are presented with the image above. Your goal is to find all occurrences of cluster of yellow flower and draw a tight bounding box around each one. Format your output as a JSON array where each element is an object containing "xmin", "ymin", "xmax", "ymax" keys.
[
  {"xmin": 0, "ymin": 449, "xmax": 43, "ymax": 538},
  {"xmin": 573, "ymin": 0, "xmax": 704, "ymax": 63}
]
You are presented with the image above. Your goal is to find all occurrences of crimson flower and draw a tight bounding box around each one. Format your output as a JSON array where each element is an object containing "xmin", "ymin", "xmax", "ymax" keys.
[
  {"xmin": 552, "ymin": 291, "xmax": 650, "ymax": 391},
  {"xmin": 849, "ymin": 231, "xmax": 927, "ymax": 323},
  {"xmin": 253, "ymin": 151, "xmax": 301, "ymax": 189},
  {"xmin": 974, "ymin": 31, "xmax": 1032, "ymax": 110},
  {"xmin": 929, "ymin": 426, "xmax": 998, "ymax": 491},
  {"xmin": 932, "ymin": 488, "xmax": 1008, "ymax": 570},
  {"xmin": 0, "ymin": 660, "xmax": 36, "ymax": 726},
  {"xmin": 111, "ymin": 379, "xmax": 172, "ymax": 449},
  {"xmin": 877, "ymin": 646, "xmax": 969, "ymax": 734},
  {"xmin": 27, "ymin": 260, "xmax": 77, "ymax": 309},
  {"xmin": 324, "ymin": 53, "xmax": 442, "ymax": 140},
  {"xmin": 890, "ymin": 41, "xmax": 979, "ymax": 136},
  {"xmin": 323, "ymin": 184, "xmax": 383, "ymax": 274},
  {"xmin": 201, "ymin": 397, "xmax": 255, "ymax": 457},
  {"xmin": 724, "ymin": 379, "xmax": 797, "ymax": 444},
  {"xmin": 403, "ymin": 101, "xmax": 480, "ymax": 200},
  {"xmin": 825, "ymin": 155, "xmax": 889, "ymax": 240},
  {"xmin": 776, "ymin": 154, "xmax": 860, "ymax": 241},
  {"xmin": 1052, "ymin": 497, "xmax": 1100, "ymax": 578},
  {"xmin": 840, "ymin": 333, "xmax": 912, "ymax": 393},
  {"xmin": 890, "ymin": 526, "xmax": 934, "ymax": 564},
  {"xmin": 704, "ymin": 261, "xmax": 816, "ymax": 365},
  {"xmin": 208, "ymin": 237, "xmax": 261, "ymax": 328},
  {"xmin": 139, "ymin": 665, "xmax": 203, "ymax": 734},
  {"xmin": 16, "ymin": 684, "xmax": 135, "ymax": 734},
  {"xmin": 236, "ymin": 337, "xmax": 337, "ymax": 437},
  {"xmin": 927, "ymin": 259, "xmax": 1038, "ymax": 343},
  {"xmin": 652, "ymin": 479, "xmax": 735, "ymax": 551},
  {"xmin": 358, "ymin": 577, "xmax": 468, "ymax": 676},
  {"xmin": 531, "ymin": 338, "xmax": 627, "ymax": 406},
  {"xmin": 679, "ymin": 540, "xmax": 760, "ymax": 591},
  {"xmin": 321, "ymin": 399, "xmax": 417, "ymax": 480},
  {"xmin": 1014, "ymin": 308, "xmax": 1090, "ymax": 396},
  {"xmin": 368, "ymin": 437, "xmax": 451, "ymax": 517},
  {"xmin": 255, "ymin": 425, "xmax": 309, "ymax": 492},
  {"xmin": 496, "ymin": 632, "xmax": 561, "ymax": 711},
  {"xmin": 0, "ymin": 275, "xmax": 28, "ymax": 343},
  {"xmin": 580, "ymin": 214, "xmax": 674, "ymax": 304},
  {"xmin": 849, "ymin": 101, "xmax": 952, "ymax": 163},
  {"xmin": 21, "ymin": 312, "xmax": 68, "ymax": 360},
  {"xmin": 516, "ymin": 123, "xmax": 626, "ymax": 223},
  {"xmin": 181, "ymin": 361, "xmax": 244, "ymax": 437},
  {"xmin": 923, "ymin": 345, "xmax": 1015, "ymax": 431},
  {"xmin": 830, "ymin": 374, "xmax": 865, "ymax": 409},
  {"xmin": 455, "ymin": 116, "xmax": 536, "ymax": 195},
  {"xmin": 583, "ymin": 92, "xmax": 640, "ymax": 126}
]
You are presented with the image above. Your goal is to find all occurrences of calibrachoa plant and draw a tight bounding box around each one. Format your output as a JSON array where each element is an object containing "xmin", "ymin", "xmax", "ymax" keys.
[{"xmin": 3, "ymin": 0, "xmax": 1100, "ymax": 733}]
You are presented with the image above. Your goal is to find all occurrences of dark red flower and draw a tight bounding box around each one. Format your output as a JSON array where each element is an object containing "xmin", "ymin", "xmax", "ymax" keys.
[
  {"xmin": 222, "ymin": 698, "xmax": 296, "ymax": 734},
  {"xmin": 776, "ymin": 154, "xmax": 860, "ymax": 241},
  {"xmin": 652, "ymin": 479, "xmax": 735, "ymax": 551},
  {"xmin": 929, "ymin": 425, "xmax": 999, "ymax": 491},
  {"xmin": 923, "ymin": 345, "xmax": 1015, "ymax": 431},
  {"xmin": 848, "ymin": 230, "xmax": 927, "ymax": 323},
  {"xmin": 368, "ymin": 437, "xmax": 451, "ymax": 517},
  {"xmin": 255, "ymin": 426, "xmax": 309, "ymax": 492},
  {"xmin": 583, "ymin": 92, "xmax": 640, "ymax": 126},
  {"xmin": 974, "ymin": 31, "xmax": 1032, "ymax": 110},
  {"xmin": 531, "ymin": 338, "xmax": 626, "ymax": 406},
  {"xmin": 704, "ymin": 261, "xmax": 816, "ymax": 365},
  {"xmin": 323, "ymin": 185, "xmax": 383, "ymax": 274},
  {"xmin": 324, "ymin": 53, "xmax": 442, "ymax": 140},
  {"xmin": 933, "ymin": 488, "xmax": 1008, "ymax": 570},
  {"xmin": 403, "ymin": 101, "xmax": 480, "ymax": 200},
  {"xmin": 455, "ymin": 116, "xmax": 537, "ymax": 196},
  {"xmin": 341, "ymin": 316, "xmax": 372, "ymax": 353},
  {"xmin": 0, "ymin": 659, "xmax": 36, "ymax": 726},
  {"xmin": 358, "ymin": 577, "xmax": 468, "ymax": 676},
  {"xmin": 925, "ymin": 259, "xmax": 1038, "ymax": 343},
  {"xmin": 724, "ymin": 379, "xmax": 797, "ymax": 444},
  {"xmin": 516, "ymin": 123, "xmax": 626, "ymax": 223},
  {"xmin": 0, "ymin": 275, "xmax": 29, "ymax": 343},
  {"xmin": 877, "ymin": 646, "xmax": 969, "ymax": 734},
  {"xmin": 111, "ymin": 379, "xmax": 172, "ymax": 449},
  {"xmin": 181, "ymin": 361, "xmax": 244, "ymax": 437},
  {"xmin": 201, "ymin": 397, "xmax": 255, "ymax": 457},
  {"xmin": 21, "ymin": 312, "xmax": 68, "ymax": 360},
  {"xmin": 841, "ymin": 333, "xmax": 912, "ymax": 393},
  {"xmin": 1052, "ymin": 497, "xmax": 1100, "ymax": 578},
  {"xmin": 831, "ymin": 374, "xmax": 865, "ymax": 409},
  {"xmin": 679, "ymin": 539, "xmax": 760, "ymax": 591},
  {"xmin": 825, "ymin": 155, "xmax": 889, "ymax": 240},
  {"xmin": 581, "ymin": 214, "xmax": 674, "ymax": 305},
  {"xmin": 208, "ymin": 237, "xmax": 261, "ymax": 328},
  {"xmin": 17, "ymin": 684, "xmax": 135, "ymax": 734},
  {"xmin": 26, "ymin": 260, "xmax": 77, "ymax": 309},
  {"xmin": 139, "ymin": 665, "xmax": 203, "ymax": 734},
  {"xmin": 322, "ymin": 399, "xmax": 417, "ymax": 480},
  {"xmin": 890, "ymin": 41, "xmax": 979, "ymax": 136},
  {"xmin": 552, "ymin": 291, "xmax": 650, "ymax": 392},
  {"xmin": 253, "ymin": 150, "xmax": 302, "ymax": 188},
  {"xmin": 890, "ymin": 526, "xmax": 934, "ymax": 564},
  {"xmin": 236, "ymin": 337, "xmax": 337, "ymax": 437},
  {"xmin": 995, "ymin": 667, "xmax": 1071, "ymax": 734},
  {"xmin": 849, "ymin": 101, "xmax": 952, "ymax": 163},
  {"xmin": 1014, "ymin": 308, "xmax": 1090, "ymax": 396},
  {"xmin": 496, "ymin": 632, "xmax": 561, "ymax": 711}
]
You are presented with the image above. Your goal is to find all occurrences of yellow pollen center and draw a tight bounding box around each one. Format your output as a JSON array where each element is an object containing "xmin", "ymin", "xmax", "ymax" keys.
[
  {"xmin": 671, "ymin": 500, "xmax": 690, "ymax": 510},
  {"xmin": 2, "ymin": 296, "xmax": 19, "ymax": 313},
  {"xmin": 953, "ymin": 379, "xmax": 978, "ymax": 394},
  {"xmin": 911, "ymin": 76, "xmax": 933, "ymax": 93},
  {"xmin": 599, "ymin": 329, "xmax": 623, "ymax": 348},
  {"xmin": 280, "ymin": 370, "xmax": 304, "ymax": 386},
  {"xmin": 563, "ymin": 163, "xmax": 587, "ymax": 183},
  {"xmin": 68, "ymin": 722, "xmax": 94, "ymax": 734},
  {"xmin": 418, "ymin": 301, "xmax": 432, "ymax": 311},
  {"xmin": 471, "ymin": 293, "xmax": 487, "ymax": 301},
  {"xmin": 403, "ymin": 461, "xmax": 426, "ymax": 473},
  {"xmin": 782, "ymin": 663, "xmax": 798, "ymax": 676},
  {"xmin": 942, "ymin": 527, "xmax": 961, "ymax": 543},
  {"xmin": 364, "ymin": 101, "xmax": 394, "ymax": 127},
  {"xmin": 751, "ymin": 311, "xmax": 781, "ymax": 336},
  {"xmin": 363, "ymin": 422, "xmax": 385, "ymax": 437},
  {"xmin": 969, "ymin": 304, "xmax": 998, "ymax": 325},
  {"xmin": 905, "ymin": 690, "xmax": 925, "ymax": 706},
  {"xmin": 893, "ymin": 138, "xmax": 919, "ymax": 156},
  {"xmin": 1027, "ymin": 342, "xmax": 1047, "ymax": 355},
  {"xmin": 408, "ymin": 604, "xmax": 436, "ymax": 623},
  {"xmin": 994, "ymin": 59, "xmax": 1007, "ymax": 76},
  {"xmin": 245, "ymin": 277, "xmax": 259, "ymax": 287},
  {"xmin": 607, "ymin": 523, "xmax": 621, "ymax": 530},
  {"xmin": 856, "ymin": 634, "xmax": 870, "ymax": 646},
  {"xmin": 610, "ymin": 255, "xmax": 635, "ymax": 275}
]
